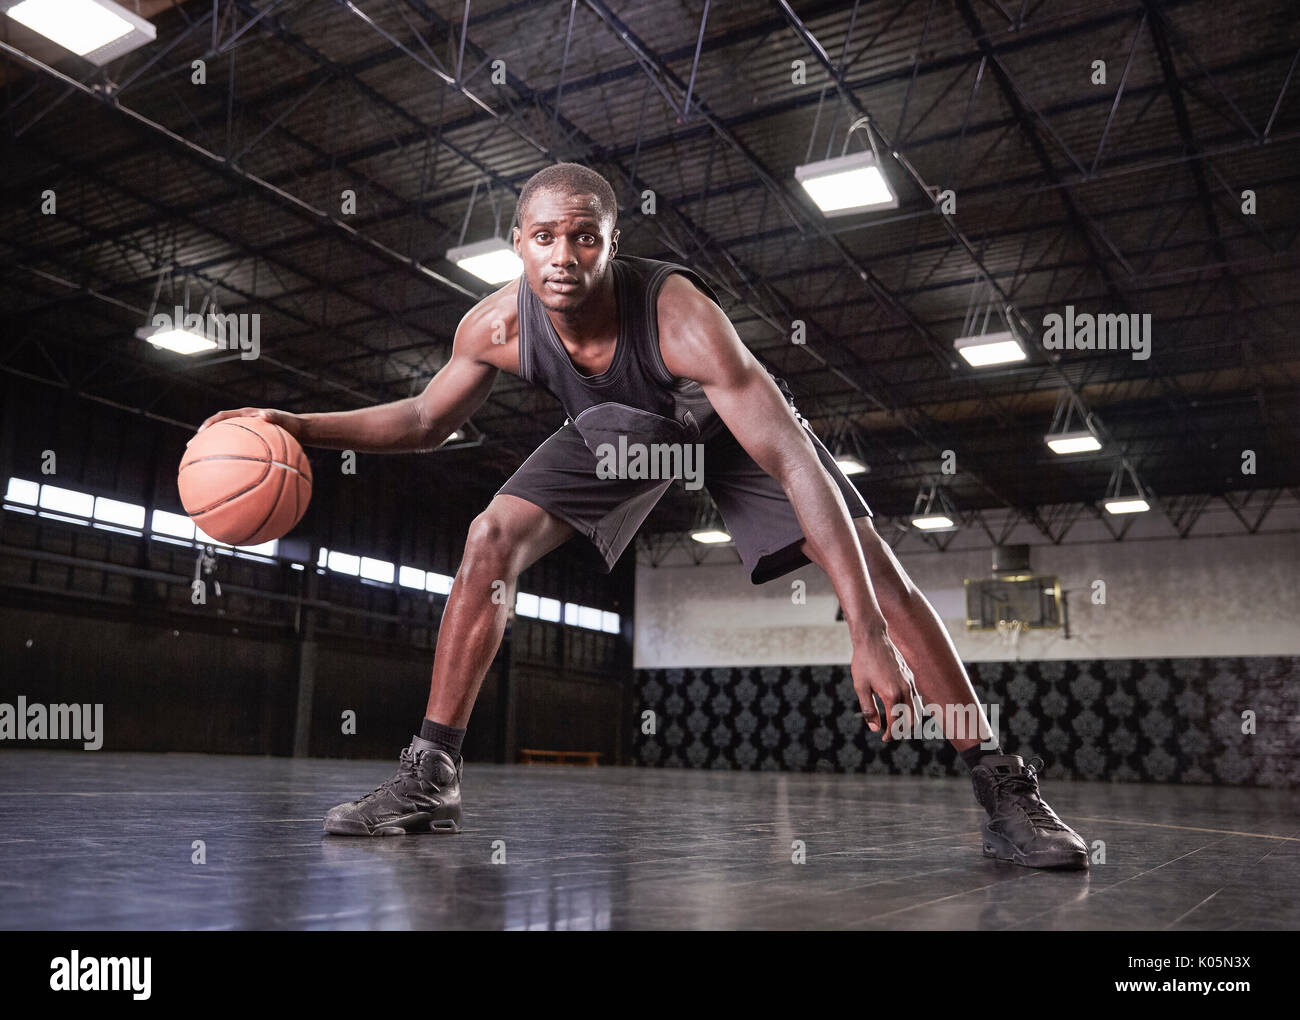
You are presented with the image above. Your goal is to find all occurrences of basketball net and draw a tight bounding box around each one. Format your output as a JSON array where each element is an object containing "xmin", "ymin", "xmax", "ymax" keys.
[{"xmin": 996, "ymin": 618, "xmax": 1025, "ymax": 659}]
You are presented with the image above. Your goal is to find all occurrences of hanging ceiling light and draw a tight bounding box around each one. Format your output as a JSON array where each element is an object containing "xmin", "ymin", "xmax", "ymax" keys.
[
  {"xmin": 1, "ymin": 0, "xmax": 156, "ymax": 65},
  {"xmin": 795, "ymin": 116, "xmax": 898, "ymax": 216},
  {"xmin": 795, "ymin": 150, "xmax": 898, "ymax": 216},
  {"xmin": 1045, "ymin": 393, "xmax": 1103, "ymax": 454},
  {"xmin": 1102, "ymin": 462, "xmax": 1151, "ymax": 515},
  {"xmin": 910, "ymin": 483, "xmax": 959, "ymax": 532},
  {"xmin": 446, "ymin": 237, "xmax": 522, "ymax": 285},
  {"xmin": 954, "ymin": 330, "xmax": 1027, "ymax": 367}
]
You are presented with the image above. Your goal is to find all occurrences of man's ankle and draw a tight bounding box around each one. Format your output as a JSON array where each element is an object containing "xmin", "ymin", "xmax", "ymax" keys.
[
  {"xmin": 416, "ymin": 718, "xmax": 466, "ymax": 759},
  {"xmin": 958, "ymin": 744, "xmax": 1005, "ymax": 772}
]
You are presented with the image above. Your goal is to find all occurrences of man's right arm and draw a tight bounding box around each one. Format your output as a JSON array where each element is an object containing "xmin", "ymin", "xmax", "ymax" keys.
[{"xmin": 192, "ymin": 300, "xmax": 505, "ymax": 453}]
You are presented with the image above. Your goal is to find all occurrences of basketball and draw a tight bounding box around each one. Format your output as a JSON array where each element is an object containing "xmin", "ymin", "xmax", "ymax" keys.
[{"xmin": 178, "ymin": 417, "xmax": 312, "ymax": 546}]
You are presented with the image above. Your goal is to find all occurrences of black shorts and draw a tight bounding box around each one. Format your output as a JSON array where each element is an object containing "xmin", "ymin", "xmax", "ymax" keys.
[{"xmin": 496, "ymin": 410, "xmax": 873, "ymax": 585}]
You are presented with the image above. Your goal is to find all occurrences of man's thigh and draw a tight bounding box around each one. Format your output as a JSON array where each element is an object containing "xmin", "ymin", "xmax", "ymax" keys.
[
  {"xmin": 703, "ymin": 419, "xmax": 873, "ymax": 585},
  {"xmin": 496, "ymin": 422, "xmax": 672, "ymax": 573}
]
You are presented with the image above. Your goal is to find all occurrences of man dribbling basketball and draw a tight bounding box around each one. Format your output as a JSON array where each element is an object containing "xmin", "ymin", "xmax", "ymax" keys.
[{"xmin": 197, "ymin": 163, "xmax": 1089, "ymax": 869}]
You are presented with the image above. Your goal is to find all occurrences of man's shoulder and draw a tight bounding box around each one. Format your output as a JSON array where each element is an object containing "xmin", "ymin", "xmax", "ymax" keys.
[
  {"xmin": 454, "ymin": 278, "xmax": 520, "ymax": 366},
  {"xmin": 462, "ymin": 278, "xmax": 519, "ymax": 332}
]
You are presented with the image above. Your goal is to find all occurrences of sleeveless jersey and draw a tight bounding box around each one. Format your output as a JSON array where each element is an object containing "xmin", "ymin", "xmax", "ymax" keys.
[{"xmin": 515, "ymin": 255, "xmax": 730, "ymax": 453}]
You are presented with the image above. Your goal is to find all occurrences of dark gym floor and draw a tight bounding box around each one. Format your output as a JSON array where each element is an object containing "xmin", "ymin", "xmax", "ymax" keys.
[{"xmin": 1, "ymin": 750, "xmax": 1295, "ymax": 930}]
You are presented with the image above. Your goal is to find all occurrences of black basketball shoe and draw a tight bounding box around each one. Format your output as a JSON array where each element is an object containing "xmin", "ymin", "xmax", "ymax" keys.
[
  {"xmin": 970, "ymin": 754, "xmax": 1089, "ymax": 869},
  {"xmin": 323, "ymin": 742, "xmax": 463, "ymax": 836}
]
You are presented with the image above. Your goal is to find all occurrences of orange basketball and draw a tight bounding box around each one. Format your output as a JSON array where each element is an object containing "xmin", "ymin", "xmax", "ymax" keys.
[{"xmin": 178, "ymin": 417, "xmax": 312, "ymax": 546}]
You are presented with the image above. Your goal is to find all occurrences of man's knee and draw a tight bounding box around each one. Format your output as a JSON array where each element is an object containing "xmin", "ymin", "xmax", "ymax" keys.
[{"xmin": 463, "ymin": 506, "xmax": 518, "ymax": 574}]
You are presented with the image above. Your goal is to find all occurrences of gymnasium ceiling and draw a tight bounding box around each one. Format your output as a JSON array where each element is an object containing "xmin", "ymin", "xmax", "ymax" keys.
[{"xmin": 2, "ymin": 0, "xmax": 1298, "ymax": 543}]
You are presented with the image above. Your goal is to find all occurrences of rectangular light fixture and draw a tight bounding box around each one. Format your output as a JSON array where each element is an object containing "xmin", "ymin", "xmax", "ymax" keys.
[
  {"xmin": 93, "ymin": 496, "xmax": 145, "ymax": 528},
  {"xmin": 327, "ymin": 551, "xmax": 361, "ymax": 576},
  {"xmin": 5, "ymin": 477, "xmax": 40, "ymax": 505},
  {"xmin": 690, "ymin": 529, "xmax": 732, "ymax": 544},
  {"xmin": 794, "ymin": 151, "xmax": 899, "ymax": 216},
  {"xmin": 359, "ymin": 557, "xmax": 395, "ymax": 584},
  {"xmin": 835, "ymin": 456, "xmax": 868, "ymax": 476},
  {"xmin": 1046, "ymin": 429, "xmax": 1103, "ymax": 455},
  {"xmin": 446, "ymin": 237, "xmax": 522, "ymax": 284},
  {"xmin": 954, "ymin": 330, "xmax": 1027, "ymax": 367},
  {"xmin": 398, "ymin": 566, "xmax": 426, "ymax": 589},
  {"xmin": 1104, "ymin": 498, "xmax": 1150, "ymax": 515},
  {"xmin": 2, "ymin": 0, "xmax": 156, "ymax": 65},
  {"xmin": 39, "ymin": 484, "xmax": 94, "ymax": 517},
  {"xmin": 135, "ymin": 325, "xmax": 219, "ymax": 356},
  {"xmin": 911, "ymin": 514, "xmax": 957, "ymax": 531}
]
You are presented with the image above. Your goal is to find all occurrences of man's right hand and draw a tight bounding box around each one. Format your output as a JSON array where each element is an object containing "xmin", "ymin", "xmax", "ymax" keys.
[{"xmin": 190, "ymin": 408, "xmax": 303, "ymax": 445}]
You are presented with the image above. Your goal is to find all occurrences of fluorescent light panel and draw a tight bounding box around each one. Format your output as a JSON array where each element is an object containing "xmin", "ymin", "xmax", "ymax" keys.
[
  {"xmin": 151, "ymin": 509, "xmax": 194, "ymax": 539},
  {"xmin": 835, "ymin": 456, "xmax": 868, "ymax": 475},
  {"xmin": 359, "ymin": 557, "xmax": 394, "ymax": 583},
  {"xmin": 3, "ymin": 0, "xmax": 155, "ymax": 64},
  {"xmin": 1104, "ymin": 498, "xmax": 1150, "ymax": 515},
  {"xmin": 954, "ymin": 331, "xmax": 1027, "ymax": 367},
  {"xmin": 39, "ymin": 484, "xmax": 93, "ymax": 517},
  {"xmin": 94, "ymin": 496, "xmax": 145, "ymax": 528},
  {"xmin": 1046, "ymin": 430, "xmax": 1103, "ymax": 455},
  {"xmin": 135, "ymin": 325, "xmax": 218, "ymax": 356},
  {"xmin": 794, "ymin": 151, "xmax": 899, "ymax": 216},
  {"xmin": 327, "ymin": 551, "xmax": 360, "ymax": 575},
  {"xmin": 446, "ymin": 237, "xmax": 522, "ymax": 284},
  {"xmin": 690, "ymin": 529, "xmax": 732, "ymax": 544},
  {"xmin": 6, "ymin": 477, "xmax": 40, "ymax": 505},
  {"xmin": 911, "ymin": 514, "xmax": 956, "ymax": 531},
  {"xmin": 399, "ymin": 565, "xmax": 426, "ymax": 589}
]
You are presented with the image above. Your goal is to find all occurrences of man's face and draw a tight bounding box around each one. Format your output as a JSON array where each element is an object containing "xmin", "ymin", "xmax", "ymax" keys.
[{"xmin": 513, "ymin": 187, "xmax": 619, "ymax": 313}]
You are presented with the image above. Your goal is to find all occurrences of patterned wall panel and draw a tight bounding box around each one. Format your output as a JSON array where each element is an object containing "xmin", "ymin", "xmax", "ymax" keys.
[{"xmin": 632, "ymin": 657, "xmax": 1297, "ymax": 787}]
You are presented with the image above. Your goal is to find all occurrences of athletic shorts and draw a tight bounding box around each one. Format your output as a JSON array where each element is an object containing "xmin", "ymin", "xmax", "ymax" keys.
[{"xmin": 496, "ymin": 405, "xmax": 873, "ymax": 585}]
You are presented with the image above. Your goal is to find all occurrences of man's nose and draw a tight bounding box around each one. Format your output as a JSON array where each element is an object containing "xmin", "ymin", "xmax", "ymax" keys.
[{"xmin": 550, "ymin": 239, "xmax": 575, "ymax": 266}]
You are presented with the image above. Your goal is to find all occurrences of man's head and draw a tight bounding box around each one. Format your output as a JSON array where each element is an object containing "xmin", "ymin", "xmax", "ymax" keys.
[{"xmin": 513, "ymin": 163, "xmax": 620, "ymax": 313}]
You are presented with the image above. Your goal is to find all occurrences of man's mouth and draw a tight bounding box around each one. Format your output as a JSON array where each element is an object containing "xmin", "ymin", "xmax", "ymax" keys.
[{"xmin": 547, "ymin": 278, "xmax": 579, "ymax": 291}]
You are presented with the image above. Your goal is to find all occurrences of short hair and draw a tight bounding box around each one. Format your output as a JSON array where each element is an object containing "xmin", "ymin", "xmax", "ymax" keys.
[{"xmin": 515, "ymin": 163, "xmax": 618, "ymax": 233}]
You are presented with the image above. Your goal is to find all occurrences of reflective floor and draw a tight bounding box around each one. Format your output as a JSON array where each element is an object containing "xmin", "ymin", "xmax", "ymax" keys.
[{"xmin": 1, "ymin": 750, "xmax": 1295, "ymax": 930}]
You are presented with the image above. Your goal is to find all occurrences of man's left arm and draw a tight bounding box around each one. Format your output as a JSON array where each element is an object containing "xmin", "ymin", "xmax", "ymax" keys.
[{"xmin": 657, "ymin": 275, "xmax": 919, "ymax": 736}]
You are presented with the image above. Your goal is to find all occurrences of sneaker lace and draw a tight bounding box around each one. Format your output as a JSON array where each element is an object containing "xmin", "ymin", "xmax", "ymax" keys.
[
  {"xmin": 359, "ymin": 747, "xmax": 422, "ymax": 801},
  {"xmin": 992, "ymin": 764, "xmax": 1066, "ymax": 831}
]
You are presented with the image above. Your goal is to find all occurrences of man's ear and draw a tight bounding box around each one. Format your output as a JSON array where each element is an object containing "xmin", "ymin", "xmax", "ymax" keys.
[
  {"xmin": 512, "ymin": 226, "xmax": 520, "ymax": 254},
  {"xmin": 610, "ymin": 227, "xmax": 620, "ymax": 258}
]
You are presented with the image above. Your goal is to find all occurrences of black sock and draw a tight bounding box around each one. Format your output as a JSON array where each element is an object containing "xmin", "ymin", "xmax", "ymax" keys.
[
  {"xmin": 959, "ymin": 744, "xmax": 1005, "ymax": 772},
  {"xmin": 417, "ymin": 718, "xmax": 466, "ymax": 759}
]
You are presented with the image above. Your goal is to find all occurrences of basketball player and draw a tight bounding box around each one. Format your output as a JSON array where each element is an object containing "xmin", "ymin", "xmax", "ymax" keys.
[{"xmin": 197, "ymin": 164, "xmax": 1088, "ymax": 869}]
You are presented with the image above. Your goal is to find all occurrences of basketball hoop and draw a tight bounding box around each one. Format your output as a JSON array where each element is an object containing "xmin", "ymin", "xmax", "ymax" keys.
[{"xmin": 996, "ymin": 618, "xmax": 1026, "ymax": 659}]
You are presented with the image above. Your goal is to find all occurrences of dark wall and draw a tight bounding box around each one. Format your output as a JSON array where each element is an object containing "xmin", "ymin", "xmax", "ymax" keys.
[
  {"xmin": 4, "ymin": 601, "xmax": 298, "ymax": 754},
  {"xmin": 631, "ymin": 657, "xmax": 1298, "ymax": 787}
]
